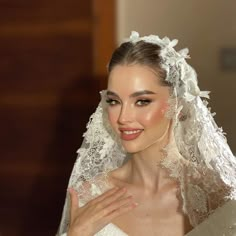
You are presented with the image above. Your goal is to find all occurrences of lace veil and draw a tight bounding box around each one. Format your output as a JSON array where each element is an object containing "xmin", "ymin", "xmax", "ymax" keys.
[{"xmin": 57, "ymin": 31, "xmax": 236, "ymax": 234}]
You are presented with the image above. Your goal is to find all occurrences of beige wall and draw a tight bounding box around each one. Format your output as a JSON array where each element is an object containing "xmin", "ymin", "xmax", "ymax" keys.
[{"xmin": 116, "ymin": 0, "xmax": 236, "ymax": 151}]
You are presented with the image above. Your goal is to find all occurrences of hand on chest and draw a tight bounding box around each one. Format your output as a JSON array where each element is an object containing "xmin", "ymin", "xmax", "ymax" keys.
[
  {"xmin": 112, "ymin": 186, "xmax": 185, "ymax": 235},
  {"xmin": 131, "ymin": 189, "xmax": 181, "ymax": 220}
]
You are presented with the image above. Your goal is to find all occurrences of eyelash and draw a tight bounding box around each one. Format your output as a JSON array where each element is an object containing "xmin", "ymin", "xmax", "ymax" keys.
[
  {"xmin": 106, "ymin": 98, "xmax": 119, "ymax": 106},
  {"xmin": 136, "ymin": 99, "xmax": 152, "ymax": 106},
  {"xmin": 106, "ymin": 98, "xmax": 152, "ymax": 107}
]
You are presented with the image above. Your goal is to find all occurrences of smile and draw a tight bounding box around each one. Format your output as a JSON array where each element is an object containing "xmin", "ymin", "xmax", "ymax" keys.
[
  {"xmin": 123, "ymin": 130, "xmax": 141, "ymax": 134},
  {"xmin": 119, "ymin": 129, "xmax": 143, "ymax": 141}
]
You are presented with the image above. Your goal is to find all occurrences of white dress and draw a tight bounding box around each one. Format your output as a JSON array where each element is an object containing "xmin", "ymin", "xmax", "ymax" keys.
[
  {"xmin": 61, "ymin": 200, "xmax": 236, "ymax": 236},
  {"xmin": 57, "ymin": 143, "xmax": 236, "ymax": 236},
  {"xmin": 61, "ymin": 223, "xmax": 128, "ymax": 236}
]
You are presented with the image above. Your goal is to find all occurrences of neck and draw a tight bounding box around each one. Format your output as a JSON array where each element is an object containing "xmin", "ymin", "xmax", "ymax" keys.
[{"xmin": 127, "ymin": 122, "xmax": 177, "ymax": 192}]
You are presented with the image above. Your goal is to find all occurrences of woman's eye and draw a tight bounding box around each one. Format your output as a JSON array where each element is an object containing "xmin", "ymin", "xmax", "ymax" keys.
[
  {"xmin": 136, "ymin": 99, "xmax": 151, "ymax": 106},
  {"xmin": 106, "ymin": 98, "xmax": 119, "ymax": 106}
]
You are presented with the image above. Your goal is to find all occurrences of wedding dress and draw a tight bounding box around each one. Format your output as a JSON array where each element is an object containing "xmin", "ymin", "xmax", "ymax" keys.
[
  {"xmin": 60, "ymin": 179, "xmax": 236, "ymax": 236},
  {"xmin": 61, "ymin": 223, "xmax": 128, "ymax": 236},
  {"xmin": 57, "ymin": 32, "xmax": 236, "ymax": 236}
]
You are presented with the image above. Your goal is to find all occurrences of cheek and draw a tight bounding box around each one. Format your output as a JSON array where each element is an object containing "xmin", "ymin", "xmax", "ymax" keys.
[
  {"xmin": 107, "ymin": 107, "xmax": 119, "ymax": 128},
  {"xmin": 141, "ymin": 101, "xmax": 169, "ymax": 124},
  {"xmin": 160, "ymin": 101, "xmax": 170, "ymax": 115}
]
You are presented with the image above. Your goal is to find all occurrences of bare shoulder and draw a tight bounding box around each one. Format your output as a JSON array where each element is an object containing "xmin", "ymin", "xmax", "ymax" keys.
[
  {"xmin": 107, "ymin": 161, "xmax": 132, "ymax": 188},
  {"xmin": 73, "ymin": 174, "xmax": 108, "ymax": 205},
  {"xmin": 76, "ymin": 162, "xmax": 131, "ymax": 205},
  {"xmin": 76, "ymin": 171, "xmax": 121, "ymax": 203}
]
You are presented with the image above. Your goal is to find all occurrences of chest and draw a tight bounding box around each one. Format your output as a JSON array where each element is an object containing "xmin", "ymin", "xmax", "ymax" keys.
[{"xmin": 112, "ymin": 190, "xmax": 190, "ymax": 236}]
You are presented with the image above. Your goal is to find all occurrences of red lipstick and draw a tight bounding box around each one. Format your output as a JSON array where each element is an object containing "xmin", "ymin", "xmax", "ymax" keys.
[{"xmin": 119, "ymin": 128, "xmax": 143, "ymax": 141}]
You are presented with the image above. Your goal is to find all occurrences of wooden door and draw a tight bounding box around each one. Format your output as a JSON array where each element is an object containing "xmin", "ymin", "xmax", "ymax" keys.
[{"xmin": 0, "ymin": 1, "xmax": 115, "ymax": 235}]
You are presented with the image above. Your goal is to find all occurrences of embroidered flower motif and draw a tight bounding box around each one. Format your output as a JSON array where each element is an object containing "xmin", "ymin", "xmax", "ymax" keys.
[
  {"xmin": 128, "ymin": 31, "xmax": 210, "ymax": 101},
  {"xmin": 130, "ymin": 31, "xmax": 139, "ymax": 40}
]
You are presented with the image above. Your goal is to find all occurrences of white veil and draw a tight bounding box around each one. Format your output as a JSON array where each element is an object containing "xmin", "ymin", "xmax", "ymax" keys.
[{"xmin": 57, "ymin": 32, "xmax": 236, "ymax": 234}]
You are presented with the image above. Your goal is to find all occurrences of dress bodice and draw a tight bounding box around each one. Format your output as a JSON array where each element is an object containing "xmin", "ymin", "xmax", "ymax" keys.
[
  {"xmin": 95, "ymin": 223, "xmax": 128, "ymax": 236},
  {"xmin": 60, "ymin": 200, "xmax": 236, "ymax": 236},
  {"xmin": 61, "ymin": 223, "xmax": 128, "ymax": 236}
]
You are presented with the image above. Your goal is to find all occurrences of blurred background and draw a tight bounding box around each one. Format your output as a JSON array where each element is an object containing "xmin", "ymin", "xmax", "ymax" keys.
[{"xmin": 0, "ymin": 0, "xmax": 235, "ymax": 235}]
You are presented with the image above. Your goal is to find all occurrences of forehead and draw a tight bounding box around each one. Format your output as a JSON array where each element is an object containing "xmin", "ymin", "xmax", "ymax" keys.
[{"xmin": 107, "ymin": 64, "xmax": 168, "ymax": 95}]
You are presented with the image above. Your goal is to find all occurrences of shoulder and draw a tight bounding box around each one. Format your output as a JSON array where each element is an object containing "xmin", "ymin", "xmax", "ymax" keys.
[
  {"xmin": 76, "ymin": 173, "xmax": 114, "ymax": 206},
  {"xmin": 76, "ymin": 162, "xmax": 132, "ymax": 205},
  {"xmin": 107, "ymin": 161, "xmax": 132, "ymax": 188}
]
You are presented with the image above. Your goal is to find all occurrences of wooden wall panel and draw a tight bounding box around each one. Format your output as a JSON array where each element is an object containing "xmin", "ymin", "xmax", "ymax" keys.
[
  {"xmin": 0, "ymin": 0, "xmax": 115, "ymax": 235},
  {"xmin": 0, "ymin": 0, "xmax": 92, "ymax": 23},
  {"xmin": 93, "ymin": 0, "xmax": 116, "ymax": 77},
  {"xmin": 0, "ymin": 101, "xmax": 99, "ymax": 235},
  {"xmin": 0, "ymin": 36, "xmax": 93, "ymax": 92}
]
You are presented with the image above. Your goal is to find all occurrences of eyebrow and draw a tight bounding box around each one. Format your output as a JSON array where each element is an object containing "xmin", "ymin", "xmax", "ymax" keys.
[{"xmin": 106, "ymin": 90, "xmax": 156, "ymax": 98}]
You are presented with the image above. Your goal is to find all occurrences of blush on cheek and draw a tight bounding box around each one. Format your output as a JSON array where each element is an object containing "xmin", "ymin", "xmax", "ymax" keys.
[
  {"xmin": 107, "ymin": 110, "xmax": 118, "ymax": 131},
  {"xmin": 144, "ymin": 109, "xmax": 163, "ymax": 123},
  {"xmin": 160, "ymin": 101, "xmax": 170, "ymax": 115},
  {"xmin": 144, "ymin": 102, "xmax": 169, "ymax": 123},
  {"xmin": 108, "ymin": 112, "xmax": 114, "ymax": 125}
]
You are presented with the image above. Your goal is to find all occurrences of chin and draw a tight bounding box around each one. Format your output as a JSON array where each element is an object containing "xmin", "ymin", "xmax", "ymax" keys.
[{"xmin": 121, "ymin": 141, "xmax": 144, "ymax": 154}]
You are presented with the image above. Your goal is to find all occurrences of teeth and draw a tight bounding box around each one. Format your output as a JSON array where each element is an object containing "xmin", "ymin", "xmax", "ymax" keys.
[{"xmin": 123, "ymin": 130, "xmax": 142, "ymax": 135}]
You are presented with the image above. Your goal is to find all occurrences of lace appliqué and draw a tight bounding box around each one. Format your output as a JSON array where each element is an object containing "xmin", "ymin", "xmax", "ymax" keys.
[
  {"xmin": 57, "ymin": 32, "xmax": 236, "ymax": 235},
  {"xmin": 161, "ymin": 97, "xmax": 236, "ymax": 227}
]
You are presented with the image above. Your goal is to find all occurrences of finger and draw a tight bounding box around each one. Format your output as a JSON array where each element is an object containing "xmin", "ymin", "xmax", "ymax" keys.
[
  {"xmin": 96, "ymin": 187, "xmax": 127, "ymax": 208},
  {"xmin": 101, "ymin": 196, "xmax": 135, "ymax": 217},
  {"xmin": 89, "ymin": 187, "xmax": 120, "ymax": 205},
  {"xmin": 103, "ymin": 201, "xmax": 138, "ymax": 222},
  {"xmin": 68, "ymin": 188, "xmax": 79, "ymax": 219},
  {"xmin": 88, "ymin": 187, "xmax": 127, "ymax": 213},
  {"xmin": 92, "ymin": 195, "xmax": 134, "ymax": 222}
]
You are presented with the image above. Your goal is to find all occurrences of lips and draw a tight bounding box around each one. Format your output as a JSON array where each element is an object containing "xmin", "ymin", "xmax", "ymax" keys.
[{"xmin": 119, "ymin": 128, "xmax": 143, "ymax": 141}]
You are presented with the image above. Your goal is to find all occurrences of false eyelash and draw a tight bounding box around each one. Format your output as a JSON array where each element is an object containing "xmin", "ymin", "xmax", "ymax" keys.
[
  {"xmin": 136, "ymin": 99, "xmax": 152, "ymax": 106},
  {"xmin": 106, "ymin": 98, "xmax": 119, "ymax": 105},
  {"xmin": 106, "ymin": 98, "xmax": 114, "ymax": 103}
]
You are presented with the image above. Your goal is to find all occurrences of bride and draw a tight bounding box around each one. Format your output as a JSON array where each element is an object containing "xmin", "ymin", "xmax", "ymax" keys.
[{"xmin": 57, "ymin": 32, "xmax": 236, "ymax": 236}]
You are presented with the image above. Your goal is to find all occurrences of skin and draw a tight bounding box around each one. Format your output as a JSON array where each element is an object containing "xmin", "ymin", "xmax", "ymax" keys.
[
  {"xmin": 68, "ymin": 187, "xmax": 137, "ymax": 236},
  {"xmin": 68, "ymin": 64, "xmax": 192, "ymax": 236},
  {"xmin": 106, "ymin": 64, "xmax": 171, "ymax": 154},
  {"xmin": 106, "ymin": 64, "xmax": 192, "ymax": 235}
]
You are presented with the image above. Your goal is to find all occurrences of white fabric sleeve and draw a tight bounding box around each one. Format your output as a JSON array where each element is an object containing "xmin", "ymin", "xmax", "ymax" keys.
[{"xmin": 185, "ymin": 200, "xmax": 236, "ymax": 236}]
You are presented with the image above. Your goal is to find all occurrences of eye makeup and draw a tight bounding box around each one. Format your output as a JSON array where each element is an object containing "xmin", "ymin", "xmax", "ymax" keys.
[
  {"xmin": 135, "ymin": 99, "xmax": 152, "ymax": 106},
  {"xmin": 106, "ymin": 98, "xmax": 120, "ymax": 106}
]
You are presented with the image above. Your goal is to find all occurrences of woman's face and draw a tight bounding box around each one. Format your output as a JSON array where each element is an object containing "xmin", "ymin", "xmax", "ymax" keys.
[{"xmin": 106, "ymin": 64, "xmax": 171, "ymax": 153}]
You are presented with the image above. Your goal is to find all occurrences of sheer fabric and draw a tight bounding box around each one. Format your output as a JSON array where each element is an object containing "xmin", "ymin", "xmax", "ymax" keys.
[{"xmin": 57, "ymin": 32, "xmax": 236, "ymax": 236}]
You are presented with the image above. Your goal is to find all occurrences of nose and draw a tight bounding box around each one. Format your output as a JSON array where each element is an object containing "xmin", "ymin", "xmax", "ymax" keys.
[{"xmin": 118, "ymin": 104, "xmax": 134, "ymax": 124}]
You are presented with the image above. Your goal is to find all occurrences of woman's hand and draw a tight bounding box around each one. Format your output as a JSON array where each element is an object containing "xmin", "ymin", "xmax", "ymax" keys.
[{"xmin": 67, "ymin": 187, "xmax": 137, "ymax": 236}]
